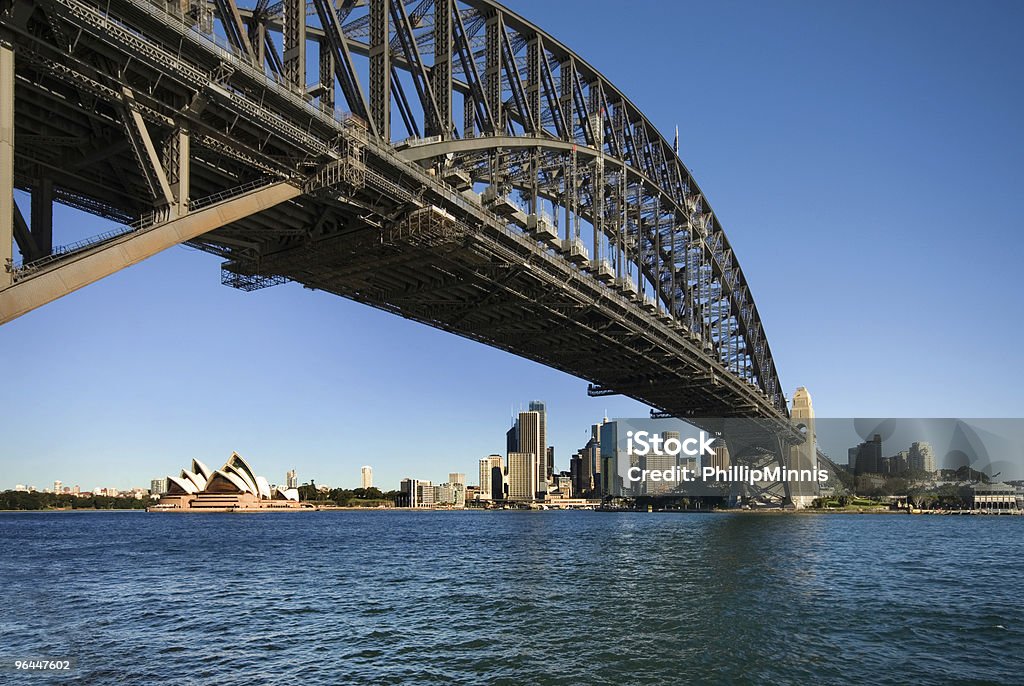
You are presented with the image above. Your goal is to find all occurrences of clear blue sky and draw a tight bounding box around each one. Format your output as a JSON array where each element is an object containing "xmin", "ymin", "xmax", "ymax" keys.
[{"xmin": 2, "ymin": 0, "xmax": 1022, "ymax": 491}]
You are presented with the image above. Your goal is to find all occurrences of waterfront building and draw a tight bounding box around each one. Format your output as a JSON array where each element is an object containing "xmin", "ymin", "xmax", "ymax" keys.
[
  {"xmin": 448, "ymin": 473, "xmax": 466, "ymax": 487},
  {"xmin": 151, "ymin": 454, "xmax": 303, "ymax": 511},
  {"xmin": 557, "ymin": 475, "xmax": 572, "ymax": 498},
  {"xmin": 437, "ymin": 482, "xmax": 466, "ymax": 507},
  {"xmin": 851, "ymin": 434, "xmax": 883, "ymax": 475},
  {"xmin": 590, "ymin": 418, "xmax": 607, "ymax": 494},
  {"xmin": 599, "ymin": 421, "xmax": 622, "ymax": 497},
  {"xmin": 416, "ymin": 480, "xmax": 435, "ymax": 507},
  {"xmin": 518, "ymin": 410, "xmax": 544, "ymax": 497},
  {"xmin": 399, "ymin": 478, "xmax": 417, "ymax": 507},
  {"xmin": 640, "ymin": 448, "xmax": 677, "ymax": 496},
  {"xmin": 478, "ymin": 455, "xmax": 503, "ymax": 499},
  {"xmin": 709, "ymin": 441, "xmax": 731, "ymax": 473},
  {"xmin": 970, "ymin": 482, "xmax": 1020, "ymax": 511},
  {"xmin": 150, "ymin": 478, "xmax": 168, "ymax": 496},
  {"xmin": 506, "ymin": 420, "xmax": 519, "ymax": 455},
  {"xmin": 528, "ymin": 400, "xmax": 549, "ymax": 480},
  {"xmin": 507, "ymin": 451, "xmax": 537, "ymax": 501},
  {"xmin": 491, "ymin": 464, "xmax": 505, "ymax": 501},
  {"xmin": 361, "ymin": 466, "xmax": 373, "ymax": 489},
  {"xmin": 570, "ymin": 450, "xmax": 585, "ymax": 496},
  {"xmin": 909, "ymin": 442, "xmax": 936, "ymax": 473},
  {"xmin": 892, "ymin": 450, "xmax": 910, "ymax": 473}
]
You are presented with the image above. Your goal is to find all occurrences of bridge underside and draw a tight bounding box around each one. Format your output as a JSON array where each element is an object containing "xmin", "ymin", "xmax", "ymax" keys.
[{"xmin": 1, "ymin": 0, "xmax": 791, "ymax": 426}]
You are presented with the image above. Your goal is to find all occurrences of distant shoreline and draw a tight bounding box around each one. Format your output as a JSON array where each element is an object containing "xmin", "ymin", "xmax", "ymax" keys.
[{"xmin": 4, "ymin": 506, "xmax": 1021, "ymax": 516}]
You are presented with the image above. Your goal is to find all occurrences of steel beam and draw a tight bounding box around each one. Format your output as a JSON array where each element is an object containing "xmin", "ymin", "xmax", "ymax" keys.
[
  {"xmin": 282, "ymin": 0, "xmax": 305, "ymax": 91},
  {"xmin": 369, "ymin": 0, "xmax": 390, "ymax": 140},
  {"xmin": 432, "ymin": 0, "xmax": 452, "ymax": 138},
  {"xmin": 120, "ymin": 88, "xmax": 174, "ymax": 209},
  {"xmin": 0, "ymin": 38, "xmax": 11, "ymax": 287},
  {"xmin": 30, "ymin": 178, "xmax": 53, "ymax": 258},
  {"xmin": 0, "ymin": 182, "xmax": 301, "ymax": 324}
]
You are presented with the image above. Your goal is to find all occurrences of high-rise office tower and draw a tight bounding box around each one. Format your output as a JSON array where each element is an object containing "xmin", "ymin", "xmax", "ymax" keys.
[
  {"xmin": 893, "ymin": 449, "xmax": 910, "ymax": 473},
  {"xmin": 399, "ymin": 478, "xmax": 417, "ymax": 507},
  {"xmin": 528, "ymin": 400, "xmax": 548, "ymax": 480},
  {"xmin": 852, "ymin": 434, "xmax": 883, "ymax": 475},
  {"xmin": 909, "ymin": 442, "xmax": 936, "ymax": 473},
  {"xmin": 640, "ymin": 448, "xmax": 677, "ymax": 496},
  {"xmin": 546, "ymin": 446, "xmax": 555, "ymax": 479},
  {"xmin": 361, "ymin": 465, "xmax": 373, "ymax": 489},
  {"xmin": 491, "ymin": 465, "xmax": 505, "ymax": 501},
  {"xmin": 286, "ymin": 469, "xmax": 298, "ymax": 489},
  {"xmin": 709, "ymin": 441, "xmax": 731, "ymax": 472},
  {"xmin": 448, "ymin": 473, "xmax": 466, "ymax": 487},
  {"xmin": 570, "ymin": 451, "xmax": 583, "ymax": 495},
  {"xmin": 507, "ymin": 451, "xmax": 538, "ymax": 501},
  {"xmin": 416, "ymin": 480, "xmax": 434, "ymax": 507},
  {"xmin": 506, "ymin": 420, "xmax": 519, "ymax": 454},
  {"xmin": 599, "ymin": 421, "xmax": 620, "ymax": 497},
  {"xmin": 478, "ymin": 455, "xmax": 504, "ymax": 499},
  {"xmin": 518, "ymin": 410, "xmax": 543, "ymax": 496}
]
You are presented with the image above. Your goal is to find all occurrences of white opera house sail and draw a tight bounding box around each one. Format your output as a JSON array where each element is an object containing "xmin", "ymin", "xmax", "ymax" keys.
[{"xmin": 150, "ymin": 453, "xmax": 305, "ymax": 512}]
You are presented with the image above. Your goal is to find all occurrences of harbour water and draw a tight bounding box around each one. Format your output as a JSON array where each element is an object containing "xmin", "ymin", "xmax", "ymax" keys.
[{"xmin": 1, "ymin": 510, "xmax": 1021, "ymax": 685}]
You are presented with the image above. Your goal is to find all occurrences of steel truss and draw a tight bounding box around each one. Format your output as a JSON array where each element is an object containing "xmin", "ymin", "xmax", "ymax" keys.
[{"xmin": 0, "ymin": 0, "xmax": 789, "ymax": 422}]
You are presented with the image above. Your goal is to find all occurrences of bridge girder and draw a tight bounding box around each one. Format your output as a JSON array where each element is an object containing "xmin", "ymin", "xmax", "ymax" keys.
[{"xmin": 0, "ymin": 0, "xmax": 789, "ymax": 420}]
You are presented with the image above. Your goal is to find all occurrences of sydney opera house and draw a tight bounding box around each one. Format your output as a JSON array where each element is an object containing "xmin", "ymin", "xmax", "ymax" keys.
[{"xmin": 149, "ymin": 452, "xmax": 307, "ymax": 512}]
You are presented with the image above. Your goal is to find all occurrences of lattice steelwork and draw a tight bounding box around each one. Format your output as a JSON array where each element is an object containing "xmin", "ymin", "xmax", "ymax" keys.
[{"xmin": 0, "ymin": 0, "xmax": 789, "ymax": 421}]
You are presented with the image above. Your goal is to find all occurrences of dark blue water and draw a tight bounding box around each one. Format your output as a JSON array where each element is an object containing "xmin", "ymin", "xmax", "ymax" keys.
[{"xmin": 1, "ymin": 511, "xmax": 1021, "ymax": 685}]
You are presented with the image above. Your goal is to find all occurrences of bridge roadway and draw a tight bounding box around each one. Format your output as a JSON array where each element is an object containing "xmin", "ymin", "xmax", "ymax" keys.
[{"xmin": 0, "ymin": 0, "xmax": 796, "ymax": 436}]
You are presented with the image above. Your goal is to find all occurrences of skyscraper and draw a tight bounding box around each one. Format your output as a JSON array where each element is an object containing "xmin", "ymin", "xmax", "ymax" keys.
[
  {"xmin": 416, "ymin": 480, "xmax": 434, "ymax": 507},
  {"xmin": 518, "ymin": 410, "xmax": 543, "ymax": 497},
  {"xmin": 507, "ymin": 451, "xmax": 537, "ymax": 501},
  {"xmin": 640, "ymin": 441, "xmax": 677, "ymax": 496},
  {"xmin": 851, "ymin": 435, "xmax": 882, "ymax": 475},
  {"xmin": 286, "ymin": 469, "xmax": 298, "ymax": 489},
  {"xmin": 399, "ymin": 478, "xmax": 416, "ymax": 507},
  {"xmin": 448, "ymin": 473, "xmax": 466, "ymax": 487},
  {"xmin": 909, "ymin": 442, "xmax": 936, "ymax": 473},
  {"xmin": 478, "ymin": 455, "xmax": 504, "ymax": 499},
  {"xmin": 599, "ymin": 421, "xmax": 621, "ymax": 497},
  {"xmin": 709, "ymin": 440, "xmax": 731, "ymax": 472},
  {"xmin": 528, "ymin": 400, "xmax": 549, "ymax": 480},
  {"xmin": 491, "ymin": 465, "xmax": 505, "ymax": 501},
  {"xmin": 506, "ymin": 420, "xmax": 519, "ymax": 454},
  {"xmin": 361, "ymin": 465, "xmax": 373, "ymax": 489}
]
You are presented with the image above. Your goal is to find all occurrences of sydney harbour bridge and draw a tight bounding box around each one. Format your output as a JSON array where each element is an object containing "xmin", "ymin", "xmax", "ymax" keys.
[{"xmin": 0, "ymin": 0, "xmax": 829, "ymax": 503}]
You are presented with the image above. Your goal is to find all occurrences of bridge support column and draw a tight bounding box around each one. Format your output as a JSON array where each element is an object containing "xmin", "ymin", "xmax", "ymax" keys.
[
  {"xmin": 30, "ymin": 178, "xmax": 53, "ymax": 258},
  {"xmin": 1, "ymin": 39, "xmax": 13, "ymax": 287},
  {"xmin": 164, "ymin": 126, "xmax": 190, "ymax": 218},
  {"xmin": 0, "ymin": 182, "xmax": 301, "ymax": 325}
]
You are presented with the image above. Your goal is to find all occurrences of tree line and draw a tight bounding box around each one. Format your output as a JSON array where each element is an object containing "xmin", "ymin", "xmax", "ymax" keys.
[
  {"xmin": 296, "ymin": 485, "xmax": 401, "ymax": 506},
  {"xmin": 0, "ymin": 491, "xmax": 150, "ymax": 510}
]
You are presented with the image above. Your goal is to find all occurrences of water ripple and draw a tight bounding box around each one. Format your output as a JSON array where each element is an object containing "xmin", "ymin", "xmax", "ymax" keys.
[{"xmin": 0, "ymin": 511, "xmax": 1021, "ymax": 685}]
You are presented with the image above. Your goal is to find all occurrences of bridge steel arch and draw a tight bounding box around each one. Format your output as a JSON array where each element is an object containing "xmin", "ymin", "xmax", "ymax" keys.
[{"xmin": 0, "ymin": 0, "xmax": 790, "ymax": 421}]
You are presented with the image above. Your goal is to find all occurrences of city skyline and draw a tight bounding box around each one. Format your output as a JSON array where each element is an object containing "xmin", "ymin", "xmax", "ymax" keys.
[{"xmin": 2, "ymin": 0, "xmax": 1023, "ymax": 490}]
